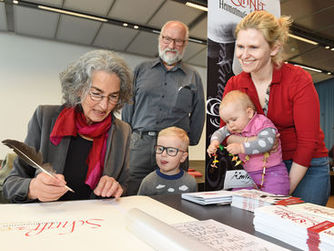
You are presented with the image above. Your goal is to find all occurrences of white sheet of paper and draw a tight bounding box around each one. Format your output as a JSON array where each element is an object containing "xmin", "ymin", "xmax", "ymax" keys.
[
  {"xmin": 173, "ymin": 219, "xmax": 288, "ymax": 251},
  {"xmin": 0, "ymin": 196, "xmax": 196, "ymax": 251},
  {"xmin": 224, "ymin": 170, "xmax": 255, "ymax": 189}
]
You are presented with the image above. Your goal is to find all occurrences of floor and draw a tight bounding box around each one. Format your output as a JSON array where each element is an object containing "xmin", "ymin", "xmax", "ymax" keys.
[
  {"xmin": 189, "ymin": 160, "xmax": 334, "ymax": 208},
  {"xmin": 327, "ymin": 196, "xmax": 334, "ymax": 208}
]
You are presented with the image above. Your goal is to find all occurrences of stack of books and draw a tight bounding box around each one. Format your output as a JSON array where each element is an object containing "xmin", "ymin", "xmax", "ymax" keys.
[
  {"xmin": 288, "ymin": 203, "xmax": 334, "ymax": 221},
  {"xmin": 254, "ymin": 204, "xmax": 334, "ymax": 250},
  {"xmin": 181, "ymin": 190, "xmax": 233, "ymax": 205},
  {"xmin": 231, "ymin": 189, "xmax": 302, "ymax": 212}
]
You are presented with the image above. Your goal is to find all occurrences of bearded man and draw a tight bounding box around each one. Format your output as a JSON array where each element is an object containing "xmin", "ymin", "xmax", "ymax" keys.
[{"xmin": 122, "ymin": 20, "xmax": 205, "ymax": 195}]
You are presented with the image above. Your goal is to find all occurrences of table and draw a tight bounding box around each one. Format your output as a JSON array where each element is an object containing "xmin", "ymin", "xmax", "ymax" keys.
[{"xmin": 152, "ymin": 194, "xmax": 301, "ymax": 250}]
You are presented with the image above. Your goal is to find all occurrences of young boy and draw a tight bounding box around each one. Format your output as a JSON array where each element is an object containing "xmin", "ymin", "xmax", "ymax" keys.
[
  {"xmin": 207, "ymin": 90, "xmax": 289, "ymax": 195},
  {"xmin": 137, "ymin": 127, "xmax": 197, "ymax": 196}
]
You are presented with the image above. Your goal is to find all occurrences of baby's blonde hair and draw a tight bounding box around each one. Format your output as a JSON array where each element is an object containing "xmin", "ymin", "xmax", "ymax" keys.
[
  {"xmin": 235, "ymin": 10, "xmax": 292, "ymax": 66},
  {"xmin": 158, "ymin": 126, "xmax": 189, "ymax": 150},
  {"xmin": 220, "ymin": 90, "xmax": 256, "ymax": 114}
]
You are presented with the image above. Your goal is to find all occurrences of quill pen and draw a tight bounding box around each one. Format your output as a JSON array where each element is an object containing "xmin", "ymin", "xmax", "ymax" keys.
[{"xmin": 2, "ymin": 139, "xmax": 74, "ymax": 193}]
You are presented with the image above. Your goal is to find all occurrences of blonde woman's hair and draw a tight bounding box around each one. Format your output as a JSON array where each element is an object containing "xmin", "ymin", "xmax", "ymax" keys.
[
  {"xmin": 158, "ymin": 126, "xmax": 189, "ymax": 150},
  {"xmin": 235, "ymin": 10, "xmax": 292, "ymax": 66},
  {"xmin": 220, "ymin": 90, "xmax": 256, "ymax": 113}
]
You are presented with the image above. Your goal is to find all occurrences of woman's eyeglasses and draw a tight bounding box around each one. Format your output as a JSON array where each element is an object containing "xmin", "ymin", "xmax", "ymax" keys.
[
  {"xmin": 89, "ymin": 91, "xmax": 119, "ymax": 104},
  {"xmin": 155, "ymin": 145, "xmax": 186, "ymax": 157}
]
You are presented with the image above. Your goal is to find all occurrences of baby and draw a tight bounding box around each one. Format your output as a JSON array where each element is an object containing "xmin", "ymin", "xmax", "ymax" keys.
[{"xmin": 207, "ymin": 90, "xmax": 289, "ymax": 195}]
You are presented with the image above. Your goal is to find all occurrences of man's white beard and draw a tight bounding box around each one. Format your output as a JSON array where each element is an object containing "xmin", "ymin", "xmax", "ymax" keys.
[{"xmin": 159, "ymin": 47, "xmax": 184, "ymax": 66}]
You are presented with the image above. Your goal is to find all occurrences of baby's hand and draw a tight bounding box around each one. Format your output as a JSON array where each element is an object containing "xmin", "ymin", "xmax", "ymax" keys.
[
  {"xmin": 207, "ymin": 140, "xmax": 220, "ymax": 156},
  {"xmin": 226, "ymin": 143, "xmax": 244, "ymax": 155}
]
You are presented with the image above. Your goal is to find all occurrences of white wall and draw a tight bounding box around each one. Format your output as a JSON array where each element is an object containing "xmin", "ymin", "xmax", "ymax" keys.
[{"xmin": 0, "ymin": 32, "xmax": 207, "ymax": 160}]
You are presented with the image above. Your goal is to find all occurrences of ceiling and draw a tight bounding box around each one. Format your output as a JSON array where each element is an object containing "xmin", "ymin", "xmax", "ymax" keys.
[{"xmin": 1, "ymin": 0, "xmax": 334, "ymax": 83}]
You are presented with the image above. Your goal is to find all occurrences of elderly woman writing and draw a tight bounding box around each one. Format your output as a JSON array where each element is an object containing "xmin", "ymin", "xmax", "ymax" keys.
[
  {"xmin": 222, "ymin": 11, "xmax": 330, "ymax": 205},
  {"xmin": 3, "ymin": 50, "xmax": 132, "ymax": 202}
]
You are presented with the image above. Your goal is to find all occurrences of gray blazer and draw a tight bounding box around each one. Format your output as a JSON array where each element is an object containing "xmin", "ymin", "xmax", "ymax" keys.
[{"xmin": 3, "ymin": 105, "xmax": 131, "ymax": 203}]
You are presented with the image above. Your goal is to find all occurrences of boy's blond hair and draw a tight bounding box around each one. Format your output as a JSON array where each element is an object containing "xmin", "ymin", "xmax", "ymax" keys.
[
  {"xmin": 158, "ymin": 126, "xmax": 189, "ymax": 150},
  {"xmin": 220, "ymin": 90, "xmax": 256, "ymax": 113}
]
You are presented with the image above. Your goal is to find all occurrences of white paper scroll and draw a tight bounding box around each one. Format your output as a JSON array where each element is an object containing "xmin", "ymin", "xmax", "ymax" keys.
[{"xmin": 126, "ymin": 208, "xmax": 215, "ymax": 251}]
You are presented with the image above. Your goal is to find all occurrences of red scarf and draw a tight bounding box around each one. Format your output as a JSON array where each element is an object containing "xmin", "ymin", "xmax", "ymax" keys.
[{"xmin": 50, "ymin": 107, "xmax": 112, "ymax": 189}]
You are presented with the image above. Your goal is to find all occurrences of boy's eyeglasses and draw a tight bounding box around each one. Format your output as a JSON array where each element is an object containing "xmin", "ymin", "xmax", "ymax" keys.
[
  {"xmin": 154, "ymin": 145, "xmax": 185, "ymax": 157},
  {"xmin": 89, "ymin": 90, "xmax": 119, "ymax": 104}
]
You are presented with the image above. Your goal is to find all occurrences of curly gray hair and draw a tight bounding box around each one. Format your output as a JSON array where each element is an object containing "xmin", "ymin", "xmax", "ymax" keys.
[{"xmin": 60, "ymin": 49, "xmax": 132, "ymax": 112}]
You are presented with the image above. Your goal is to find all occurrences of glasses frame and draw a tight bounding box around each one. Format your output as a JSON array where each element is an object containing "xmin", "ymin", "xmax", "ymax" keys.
[
  {"xmin": 88, "ymin": 90, "xmax": 120, "ymax": 104},
  {"xmin": 160, "ymin": 35, "xmax": 186, "ymax": 46},
  {"xmin": 154, "ymin": 145, "xmax": 186, "ymax": 157}
]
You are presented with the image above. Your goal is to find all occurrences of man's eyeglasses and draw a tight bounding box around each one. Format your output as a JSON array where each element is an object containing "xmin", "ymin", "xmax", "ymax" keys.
[
  {"xmin": 161, "ymin": 35, "xmax": 186, "ymax": 46},
  {"xmin": 155, "ymin": 145, "xmax": 186, "ymax": 157},
  {"xmin": 89, "ymin": 90, "xmax": 119, "ymax": 104}
]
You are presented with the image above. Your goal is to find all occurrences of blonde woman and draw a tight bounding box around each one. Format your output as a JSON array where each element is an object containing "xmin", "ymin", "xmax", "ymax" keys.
[{"xmin": 222, "ymin": 11, "xmax": 329, "ymax": 205}]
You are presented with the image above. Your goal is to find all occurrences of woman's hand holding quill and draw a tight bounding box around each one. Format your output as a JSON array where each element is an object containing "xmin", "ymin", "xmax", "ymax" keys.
[{"xmin": 2, "ymin": 139, "xmax": 74, "ymax": 193}]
